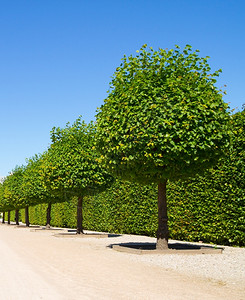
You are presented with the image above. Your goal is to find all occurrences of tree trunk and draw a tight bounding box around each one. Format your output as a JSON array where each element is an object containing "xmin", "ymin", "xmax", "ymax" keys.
[
  {"xmin": 15, "ymin": 209, "xmax": 19, "ymax": 225},
  {"xmin": 46, "ymin": 203, "xmax": 52, "ymax": 229},
  {"xmin": 2, "ymin": 212, "xmax": 5, "ymax": 223},
  {"xmin": 77, "ymin": 196, "xmax": 84, "ymax": 234},
  {"xmin": 8, "ymin": 210, "xmax": 10, "ymax": 224},
  {"xmin": 25, "ymin": 207, "xmax": 30, "ymax": 227},
  {"xmin": 156, "ymin": 181, "xmax": 169, "ymax": 250}
]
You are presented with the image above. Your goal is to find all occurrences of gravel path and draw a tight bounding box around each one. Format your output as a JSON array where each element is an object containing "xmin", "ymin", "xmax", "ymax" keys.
[
  {"xmin": 105, "ymin": 234, "xmax": 245, "ymax": 287},
  {"xmin": 0, "ymin": 223, "xmax": 244, "ymax": 299}
]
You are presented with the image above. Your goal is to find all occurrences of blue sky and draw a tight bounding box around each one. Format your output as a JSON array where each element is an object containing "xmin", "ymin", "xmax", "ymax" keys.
[{"xmin": 0, "ymin": 0, "xmax": 244, "ymax": 177}]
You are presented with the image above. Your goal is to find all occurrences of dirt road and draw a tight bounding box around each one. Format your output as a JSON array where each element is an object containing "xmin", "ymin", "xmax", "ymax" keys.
[{"xmin": 0, "ymin": 223, "xmax": 244, "ymax": 300}]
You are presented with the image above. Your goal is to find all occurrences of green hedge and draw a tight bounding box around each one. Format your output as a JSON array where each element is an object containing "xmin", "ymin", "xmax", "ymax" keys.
[
  {"xmin": 15, "ymin": 110, "xmax": 245, "ymax": 246},
  {"xmin": 17, "ymin": 170, "xmax": 244, "ymax": 247}
]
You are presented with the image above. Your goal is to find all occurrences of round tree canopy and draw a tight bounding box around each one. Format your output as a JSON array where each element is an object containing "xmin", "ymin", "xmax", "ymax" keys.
[
  {"xmin": 23, "ymin": 154, "xmax": 62, "ymax": 206},
  {"xmin": 0, "ymin": 166, "xmax": 25, "ymax": 211},
  {"xmin": 41, "ymin": 117, "xmax": 114, "ymax": 198},
  {"xmin": 96, "ymin": 45, "xmax": 231, "ymax": 184}
]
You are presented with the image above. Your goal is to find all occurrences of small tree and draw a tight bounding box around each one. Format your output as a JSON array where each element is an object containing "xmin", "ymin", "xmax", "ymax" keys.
[
  {"xmin": 22, "ymin": 154, "xmax": 64, "ymax": 228},
  {"xmin": 0, "ymin": 182, "xmax": 9, "ymax": 223},
  {"xmin": 41, "ymin": 117, "xmax": 113, "ymax": 234},
  {"xmin": 95, "ymin": 45, "xmax": 231, "ymax": 249},
  {"xmin": 0, "ymin": 157, "xmax": 63, "ymax": 228},
  {"xmin": 0, "ymin": 167, "xmax": 25, "ymax": 225}
]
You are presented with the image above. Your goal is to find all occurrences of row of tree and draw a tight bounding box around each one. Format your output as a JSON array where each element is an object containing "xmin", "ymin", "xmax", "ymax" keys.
[
  {"xmin": 0, "ymin": 119, "xmax": 113, "ymax": 234},
  {"xmin": 0, "ymin": 45, "xmax": 233, "ymax": 249}
]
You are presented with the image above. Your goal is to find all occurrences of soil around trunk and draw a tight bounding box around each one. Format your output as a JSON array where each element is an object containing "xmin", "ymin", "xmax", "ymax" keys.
[{"xmin": 111, "ymin": 242, "xmax": 224, "ymax": 254}]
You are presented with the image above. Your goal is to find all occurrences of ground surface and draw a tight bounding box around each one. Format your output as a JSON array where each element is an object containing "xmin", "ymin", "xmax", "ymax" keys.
[{"xmin": 0, "ymin": 222, "xmax": 244, "ymax": 300}]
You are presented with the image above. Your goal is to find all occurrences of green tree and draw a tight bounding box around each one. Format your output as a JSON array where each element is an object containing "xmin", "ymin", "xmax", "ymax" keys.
[
  {"xmin": 0, "ymin": 156, "xmax": 63, "ymax": 227},
  {"xmin": 0, "ymin": 166, "xmax": 25, "ymax": 225},
  {"xmin": 41, "ymin": 117, "xmax": 113, "ymax": 234},
  {"xmin": 0, "ymin": 180, "xmax": 11, "ymax": 223},
  {"xmin": 22, "ymin": 154, "xmax": 64, "ymax": 227},
  {"xmin": 95, "ymin": 45, "xmax": 231, "ymax": 249}
]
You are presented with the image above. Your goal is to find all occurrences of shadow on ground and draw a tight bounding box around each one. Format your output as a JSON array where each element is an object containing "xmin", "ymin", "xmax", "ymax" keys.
[
  {"xmin": 108, "ymin": 242, "xmax": 224, "ymax": 254},
  {"xmin": 15, "ymin": 225, "xmax": 41, "ymax": 228},
  {"xmin": 54, "ymin": 231, "xmax": 121, "ymax": 238},
  {"xmin": 30, "ymin": 227, "xmax": 65, "ymax": 232}
]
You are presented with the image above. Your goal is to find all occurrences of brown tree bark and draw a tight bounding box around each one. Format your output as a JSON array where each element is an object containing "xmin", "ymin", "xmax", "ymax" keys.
[
  {"xmin": 8, "ymin": 210, "xmax": 11, "ymax": 224},
  {"xmin": 25, "ymin": 207, "xmax": 30, "ymax": 227},
  {"xmin": 77, "ymin": 196, "xmax": 84, "ymax": 234},
  {"xmin": 156, "ymin": 181, "xmax": 169, "ymax": 250},
  {"xmin": 15, "ymin": 209, "xmax": 19, "ymax": 225},
  {"xmin": 46, "ymin": 203, "xmax": 52, "ymax": 229},
  {"xmin": 2, "ymin": 212, "xmax": 5, "ymax": 223}
]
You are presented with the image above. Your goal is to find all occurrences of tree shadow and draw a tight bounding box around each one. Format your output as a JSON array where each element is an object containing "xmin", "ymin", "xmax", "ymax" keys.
[
  {"xmin": 15, "ymin": 225, "xmax": 40, "ymax": 228},
  {"xmin": 54, "ymin": 231, "xmax": 121, "ymax": 238},
  {"xmin": 31, "ymin": 227, "xmax": 65, "ymax": 232},
  {"xmin": 108, "ymin": 242, "xmax": 224, "ymax": 254}
]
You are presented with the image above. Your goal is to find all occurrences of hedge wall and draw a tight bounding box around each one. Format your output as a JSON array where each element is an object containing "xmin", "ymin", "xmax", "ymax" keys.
[
  {"xmin": 16, "ymin": 109, "xmax": 244, "ymax": 246},
  {"xmin": 17, "ymin": 170, "xmax": 244, "ymax": 247}
]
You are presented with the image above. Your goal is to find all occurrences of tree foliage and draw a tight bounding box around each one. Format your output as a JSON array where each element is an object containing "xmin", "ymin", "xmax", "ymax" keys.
[
  {"xmin": 0, "ymin": 166, "xmax": 25, "ymax": 211},
  {"xmin": 96, "ymin": 45, "xmax": 231, "ymax": 184},
  {"xmin": 0, "ymin": 155, "xmax": 62, "ymax": 214},
  {"xmin": 41, "ymin": 117, "xmax": 114, "ymax": 198},
  {"xmin": 22, "ymin": 154, "xmax": 61, "ymax": 205}
]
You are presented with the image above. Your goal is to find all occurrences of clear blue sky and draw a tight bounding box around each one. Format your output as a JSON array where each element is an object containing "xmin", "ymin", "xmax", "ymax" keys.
[{"xmin": 0, "ymin": 0, "xmax": 244, "ymax": 177}]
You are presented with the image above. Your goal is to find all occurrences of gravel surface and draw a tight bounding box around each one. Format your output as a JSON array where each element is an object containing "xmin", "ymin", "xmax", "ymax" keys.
[
  {"xmin": 0, "ymin": 223, "xmax": 244, "ymax": 299},
  {"xmin": 85, "ymin": 231, "xmax": 245, "ymax": 288}
]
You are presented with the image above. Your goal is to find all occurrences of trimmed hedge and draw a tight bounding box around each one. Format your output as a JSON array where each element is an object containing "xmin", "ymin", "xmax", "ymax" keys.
[
  {"xmin": 17, "ymin": 171, "xmax": 244, "ymax": 246},
  {"xmin": 15, "ymin": 109, "xmax": 245, "ymax": 246}
]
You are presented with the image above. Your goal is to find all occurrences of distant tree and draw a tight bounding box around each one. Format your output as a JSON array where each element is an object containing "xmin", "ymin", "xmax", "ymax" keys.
[
  {"xmin": 96, "ymin": 45, "xmax": 231, "ymax": 249},
  {"xmin": 0, "ymin": 166, "xmax": 25, "ymax": 225},
  {"xmin": 0, "ymin": 156, "xmax": 63, "ymax": 228},
  {"xmin": 0, "ymin": 182, "xmax": 8, "ymax": 223},
  {"xmin": 41, "ymin": 117, "xmax": 113, "ymax": 234},
  {"xmin": 22, "ymin": 154, "xmax": 63, "ymax": 227}
]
